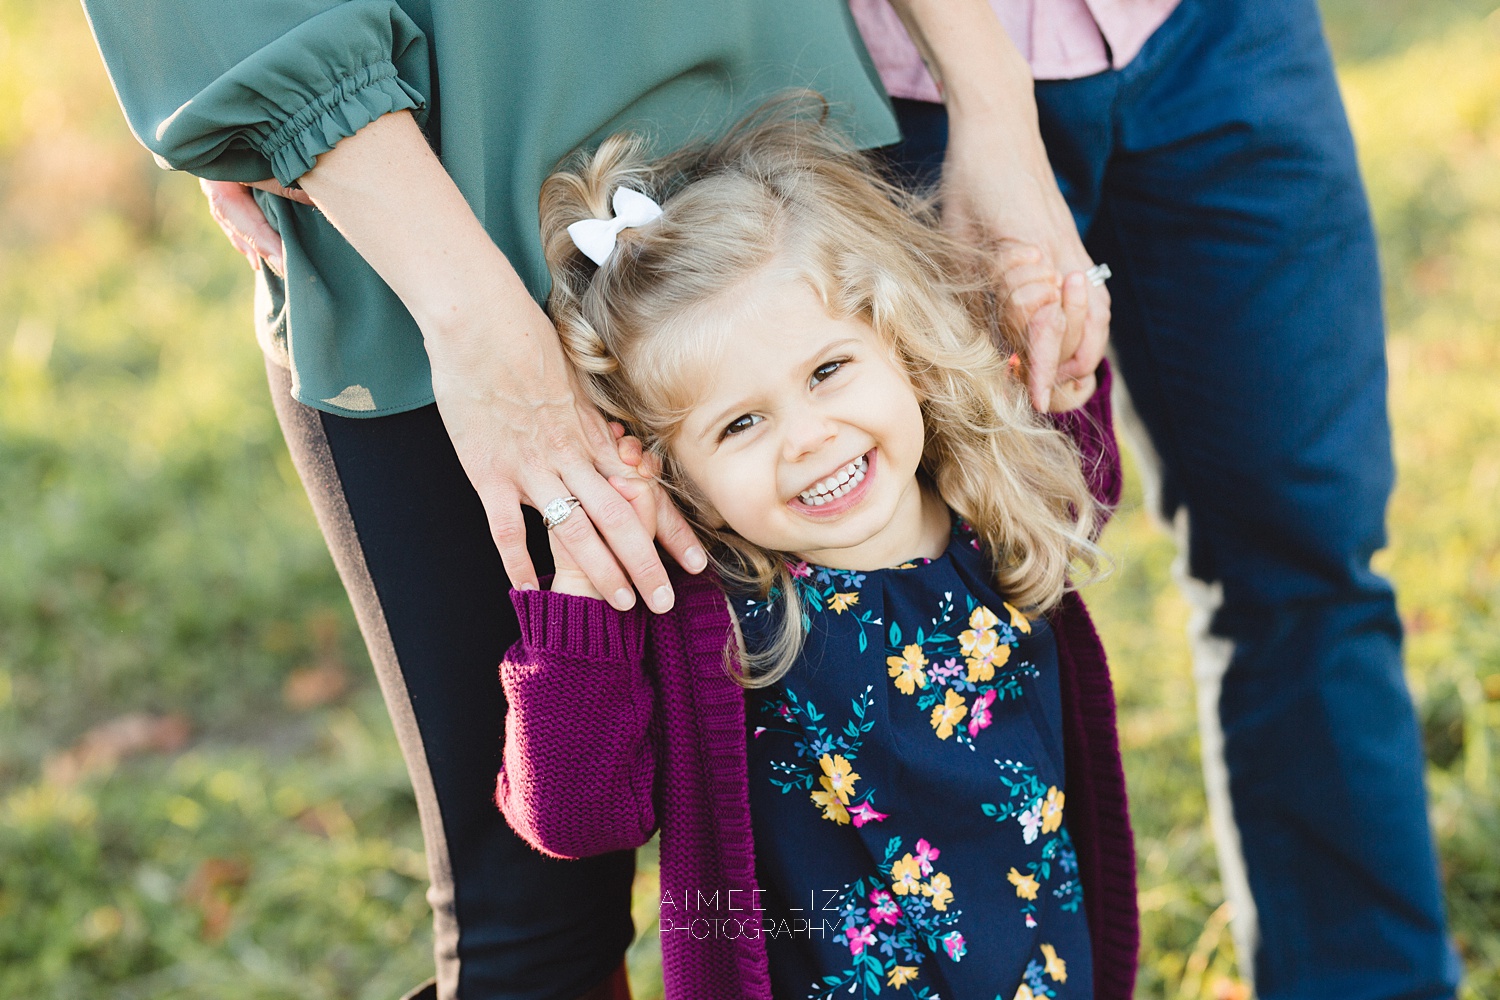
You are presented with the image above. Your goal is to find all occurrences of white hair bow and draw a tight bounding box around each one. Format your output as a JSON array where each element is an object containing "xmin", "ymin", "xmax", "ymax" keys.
[{"xmin": 567, "ymin": 187, "xmax": 663, "ymax": 266}]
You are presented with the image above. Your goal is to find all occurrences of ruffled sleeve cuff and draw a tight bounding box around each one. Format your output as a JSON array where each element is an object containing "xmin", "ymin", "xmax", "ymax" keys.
[
  {"xmin": 260, "ymin": 61, "xmax": 420, "ymax": 184},
  {"xmin": 139, "ymin": 1, "xmax": 430, "ymax": 185}
]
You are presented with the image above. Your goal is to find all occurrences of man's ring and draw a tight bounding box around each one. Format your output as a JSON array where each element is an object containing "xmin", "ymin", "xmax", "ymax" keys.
[
  {"xmin": 542, "ymin": 496, "xmax": 582, "ymax": 530},
  {"xmin": 1085, "ymin": 263, "xmax": 1112, "ymax": 287}
]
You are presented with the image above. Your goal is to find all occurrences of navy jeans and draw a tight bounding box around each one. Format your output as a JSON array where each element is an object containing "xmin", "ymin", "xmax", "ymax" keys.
[{"xmin": 884, "ymin": 1, "xmax": 1459, "ymax": 997}]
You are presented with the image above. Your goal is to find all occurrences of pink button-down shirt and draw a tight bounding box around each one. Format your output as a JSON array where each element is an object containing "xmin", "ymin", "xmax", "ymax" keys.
[{"xmin": 850, "ymin": 0, "xmax": 1180, "ymax": 96}]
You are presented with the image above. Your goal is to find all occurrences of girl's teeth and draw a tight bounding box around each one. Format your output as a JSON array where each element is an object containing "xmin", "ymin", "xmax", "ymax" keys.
[{"xmin": 799, "ymin": 455, "xmax": 869, "ymax": 504}]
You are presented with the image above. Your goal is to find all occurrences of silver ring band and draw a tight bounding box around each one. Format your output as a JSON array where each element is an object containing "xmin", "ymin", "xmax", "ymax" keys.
[
  {"xmin": 541, "ymin": 496, "xmax": 582, "ymax": 530},
  {"xmin": 1085, "ymin": 262, "xmax": 1112, "ymax": 287}
]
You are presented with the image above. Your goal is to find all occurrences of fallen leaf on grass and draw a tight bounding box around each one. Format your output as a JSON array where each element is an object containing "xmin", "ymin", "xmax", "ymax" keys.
[
  {"xmin": 182, "ymin": 858, "xmax": 250, "ymax": 942},
  {"xmin": 294, "ymin": 799, "xmax": 356, "ymax": 839},
  {"xmin": 282, "ymin": 662, "xmax": 350, "ymax": 710},
  {"xmin": 1212, "ymin": 979, "xmax": 1250, "ymax": 1000},
  {"xmin": 43, "ymin": 713, "xmax": 191, "ymax": 785}
]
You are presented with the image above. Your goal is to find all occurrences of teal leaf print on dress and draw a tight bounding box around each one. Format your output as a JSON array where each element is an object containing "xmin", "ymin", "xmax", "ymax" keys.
[
  {"xmin": 805, "ymin": 835, "xmax": 963, "ymax": 1000},
  {"xmin": 884, "ymin": 594, "xmax": 1039, "ymax": 749},
  {"xmin": 756, "ymin": 686, "xmax": 889, "ymax": 827},
  {"xmin": 984, "ymin": 759, "xmax": 1083, "ymax": 925}
]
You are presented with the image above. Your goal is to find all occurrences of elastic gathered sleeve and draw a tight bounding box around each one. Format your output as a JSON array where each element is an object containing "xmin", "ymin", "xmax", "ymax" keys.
[
  {"xmin": 81, "ymin": 0, "xmax": 430, "ymax": 186},
  {"xmin": 496, "ymin": 588, "xmax": 659, "ymax": 860},
  {"xmin": 1048, "ymin": 359, "xmax": 1123, "ymax": 534}
]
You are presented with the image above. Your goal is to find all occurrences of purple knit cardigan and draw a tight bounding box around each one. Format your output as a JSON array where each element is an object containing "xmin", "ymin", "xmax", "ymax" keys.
[{"xmin": 496, "ymin": 364, "xmax": 1137, "ymax": 1000}]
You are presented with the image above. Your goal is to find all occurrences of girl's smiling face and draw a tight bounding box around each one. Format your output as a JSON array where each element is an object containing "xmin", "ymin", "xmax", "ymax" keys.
[{"xmin": 669, "ymin": 270, "xmax": 950, "ymax": 571}]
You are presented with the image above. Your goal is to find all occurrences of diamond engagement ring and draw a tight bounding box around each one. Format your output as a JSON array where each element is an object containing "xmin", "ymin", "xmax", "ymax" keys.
[
  {"xmin": 1085, "ymin": 262, "xmax": 1112, "ymax": 287},
  {"xmin": 541, "ymin": 496, "xmax": 582, "ymax": 530}
]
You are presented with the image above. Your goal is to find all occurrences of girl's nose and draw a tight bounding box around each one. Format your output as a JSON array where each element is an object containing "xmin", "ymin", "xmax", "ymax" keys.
[{"xmin": 781, "ymin": 407, "xmax": 838, "ymax": 463}]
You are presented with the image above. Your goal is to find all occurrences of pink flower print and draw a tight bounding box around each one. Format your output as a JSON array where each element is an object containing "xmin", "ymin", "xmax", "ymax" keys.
[
  {"xmin": 1025, "ymin": 912, "xmax": 1038, "ymax": 929},
  {"xmin": 942, "ymin": 930, "xmax": 967, "ymax": 961},
  {"xmin": 967, "ymin": 689, "xmax": 997, "ymax": 737},
  {"xmin": 914, "ymin": 838, "xmax": 941, "ymax": 877},
  {"xmin": 868, "ymin": 889, "xmax": 902, "ymax": 926},
  {"xmin": 849, "ymin": 801, "xmax": 889, "ymax": 827},
  {"xmin": 845, "ymin": 923, "xmax": 876, "ymax": 955},
  {"xmin": 753, "ymin": 726, "xmax": 767, "ymax": 738},
  {"xmin": 788, "ymin": 560, "xmax": 812, "ymax": 578}
]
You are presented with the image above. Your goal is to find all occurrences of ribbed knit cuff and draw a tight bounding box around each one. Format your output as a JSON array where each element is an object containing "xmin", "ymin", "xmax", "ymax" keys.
[{"xmin": 509, "ymin": 586, "xmax": 650, "ymax": 665}]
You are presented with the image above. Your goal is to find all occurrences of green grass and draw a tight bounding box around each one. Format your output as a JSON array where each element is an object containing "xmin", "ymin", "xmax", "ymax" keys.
[{"xmin": 1, "ymin": 2, "xmax": 1497, "ymax": 997}]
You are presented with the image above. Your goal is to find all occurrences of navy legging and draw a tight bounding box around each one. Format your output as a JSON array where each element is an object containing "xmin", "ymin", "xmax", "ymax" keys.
[{"xmin": 268, "ymin": 357, "xmax": 635, "ymax": 1000}]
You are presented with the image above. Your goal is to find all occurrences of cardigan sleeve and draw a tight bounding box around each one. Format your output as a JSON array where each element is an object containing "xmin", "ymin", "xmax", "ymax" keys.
[
  {"xmin": 80, "ymin": 0, "xmax": 430, "ymax": 186},
  {"xmin": 1048, "ymin": 358, "xmax": 1124, "ymax": 534},
  {"xmin": 496, "ymin": 587, "xmax": 660, "ymax": 860}
]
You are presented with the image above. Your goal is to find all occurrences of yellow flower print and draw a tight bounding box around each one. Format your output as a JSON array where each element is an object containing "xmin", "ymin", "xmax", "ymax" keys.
[
  {"xmin": 1003, "ymin": 601, "xmax": 1032, "ymax": 634},
  {"xmin": 1008, "ymin": 867, "xmax": 1040, "ymax": 900},
  {"xmin": 1040, "ymin": 786, "xmax": 1065, "ymax": 834},
  {"xmin": 964, "ymin": 637, "xmax": 1011, "ymax": 683},
  {"xmin": 827, "ymin": 592, "xmax": 859, "ymax": 614},
  {"xmin": 887, "ymin": 966, "xmax": 919, "ymax": 988},
  {"xmin": 890, "ymin": 854, "xmax": 924, "ymax": 896},
  {"xmin": 923, "ymin": 871, "xmax": 954, "ymax": 911},
  {"xmin": 1014, "ymin": 986, "xmax": 1036, "ymax": 1000},
  {"xmin": 809, "ymin": 788, "xmax": 850, "ymax": 825},
  {"xmin": 817, "ymin": 754, "xmax": 860, "ymax": 805},
  {"xmin": 967, "ymin": 605, "xmax": 1000, "ymax": 633},
  {"xmin": 886, "ymin": 644, "xmax": 929, "ymax": 694},
  {"xmin": 1041, "ymin": 943, "xmax": 1067, "ymax": 983},
  {"xmin": 929, "ymin": 688, "xmax": 968, "ymax": 740}
]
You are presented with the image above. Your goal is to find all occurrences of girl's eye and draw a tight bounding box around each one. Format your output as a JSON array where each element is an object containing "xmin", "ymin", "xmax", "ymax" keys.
[
  {"xmin": 723, "ymin": 413, "xmax": 763, "ymax": 438},
  {"xmin": 812, "ymin": 358, "xmax": 848, "ymax": 386}
]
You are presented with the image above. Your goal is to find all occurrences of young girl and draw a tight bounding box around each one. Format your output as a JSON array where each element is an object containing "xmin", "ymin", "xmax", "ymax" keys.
[{"xmin": 495, "ymin": 101, "xmax": 1136, "ymax": 1000}]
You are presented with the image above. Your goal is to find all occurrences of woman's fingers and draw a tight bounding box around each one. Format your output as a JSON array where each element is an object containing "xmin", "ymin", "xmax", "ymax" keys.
[
  {"xmin": 199, "ymin": 178, "xmax": 286, "ymax": 276},
  {"xmin": 1058, "ymin": 280, "xmax": 1111, "ymax": 383},
  {"xmin": 1023, "ymin": 297, "xmax": 1066, "ymax": 413},
  {"xmin": 245, "ymin": 177, "xmax": 315, "ymax": 205},
  {"xmin": 482, "ymin": 483, "xmax": 540, "ymax": 593},
  {"xmin": 546, "ymin": 469, "xmax": 652, "ymax": 611},
  {"xmin": 1048, "ymin": 273, "xmax": 1099, "ymax": 413}
]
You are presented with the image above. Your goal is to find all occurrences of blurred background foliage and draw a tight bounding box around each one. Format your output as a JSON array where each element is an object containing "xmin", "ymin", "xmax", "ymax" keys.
[{"xmin": 0, "ymin": 1, "xmax": 1496, "ymax": 997}]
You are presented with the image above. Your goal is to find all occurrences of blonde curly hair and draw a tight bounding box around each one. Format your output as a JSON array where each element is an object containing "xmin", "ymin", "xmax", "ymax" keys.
[{"xmin": 539, "ymin": 94, "xmax": 1105, "ymax": 686}]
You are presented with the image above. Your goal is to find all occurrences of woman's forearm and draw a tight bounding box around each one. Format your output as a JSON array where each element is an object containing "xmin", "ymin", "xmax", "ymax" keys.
[
  {"xmin": 296, "ymin": 109, "xmax": 541, "ymax": 345},
  {"xmin": 884, "ymin": 0, "xmax": 1043, "ymax": 155}
]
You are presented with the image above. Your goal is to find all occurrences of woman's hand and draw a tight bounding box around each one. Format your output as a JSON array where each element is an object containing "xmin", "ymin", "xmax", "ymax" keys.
[
  {"xmin": 549, "ymin": 425, "xmax": 668, "ymax": 599},
  {"xmin": 882, "ymin": 0, "xmax": 1109, "ymax": 412},
  {"xmin": 941, "ymin": 122, "xmax": 1109, "ymax": 413},
  {"xmin": 995, "ymin": 244, "xmax": 1097, "ymax": 412},
  {"xmin": 198, "ymin": 178, "xmax": 311, "ymax": 276},
  {"xmin": 422, "ymin": 297, "xmax": 704, "ymax": 612},
  {"xmin": 291, "ymin": 112, "xmax": 704, "ymax": 613}
]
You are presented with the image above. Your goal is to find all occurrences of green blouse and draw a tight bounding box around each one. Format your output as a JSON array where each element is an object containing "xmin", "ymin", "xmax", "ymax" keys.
[{"xmin": 83, "ymin": 1, "xmax": 899, "ymax": 416}]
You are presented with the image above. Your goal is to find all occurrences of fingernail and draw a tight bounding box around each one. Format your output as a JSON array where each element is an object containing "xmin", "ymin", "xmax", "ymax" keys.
[
  {"xmin": 518, "ymin": 581, "xmax": 538, "ymax": 591},
  {"xmin": 685, "ymin": 547, "xmax": 708, "ymax": 573},
  {"xmin": 613, "ymin": 588, "xmax": 636, "ymax": 611},
  {"xmin": 267, "ymin": 254, "xmax": 285, "ymax": 277},
  {"xmin": 652, "ymin": 585, "xmax": 675, "ymax": 613}
]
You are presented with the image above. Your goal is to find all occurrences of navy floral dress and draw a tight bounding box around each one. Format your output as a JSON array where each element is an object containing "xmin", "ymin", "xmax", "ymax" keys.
[{"xmin": 737, "ymin": 519, "xmax": 1093, "ymax": 1000}]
